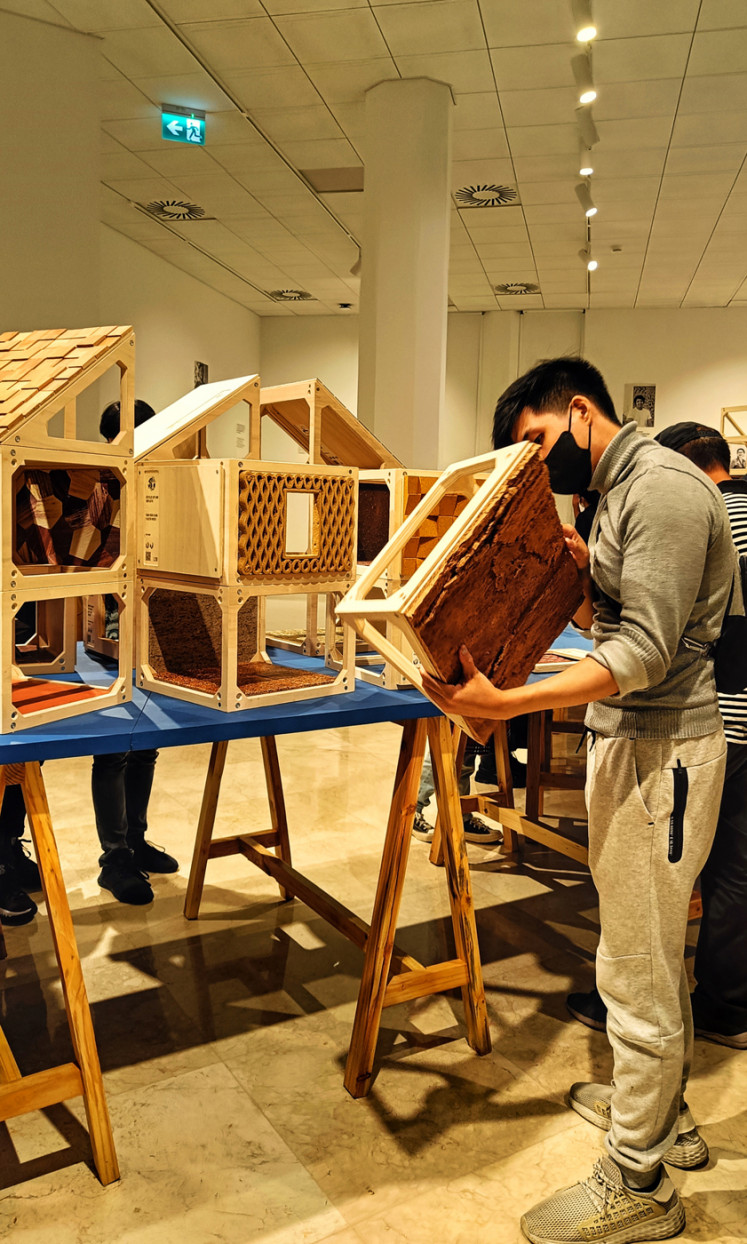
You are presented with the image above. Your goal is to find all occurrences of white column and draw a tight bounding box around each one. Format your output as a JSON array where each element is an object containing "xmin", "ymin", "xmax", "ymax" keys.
[
  {"xmin": 357, "ymin": 79, "xmax": 454, "ymax": 468},
  {"xmin": 0, "ymin": 11, "xmax": 100, "ymax": 330}
]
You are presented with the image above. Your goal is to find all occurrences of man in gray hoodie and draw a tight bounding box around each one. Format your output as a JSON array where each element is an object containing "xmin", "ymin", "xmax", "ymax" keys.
[{"xmin": 422, "ymin": 358, "xmax": 734, "ymax": 1244}]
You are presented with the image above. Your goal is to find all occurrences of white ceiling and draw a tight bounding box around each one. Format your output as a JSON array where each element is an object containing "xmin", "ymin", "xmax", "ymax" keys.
[{"xmin": 10, "ymin": 0, "xmax": 747, "ymax": 315}]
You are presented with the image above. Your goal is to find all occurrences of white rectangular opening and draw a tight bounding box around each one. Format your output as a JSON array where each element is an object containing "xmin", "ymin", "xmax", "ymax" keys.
[{"xmin": 285, "ymin": 491, "xmax": 315, "ymax": 556}]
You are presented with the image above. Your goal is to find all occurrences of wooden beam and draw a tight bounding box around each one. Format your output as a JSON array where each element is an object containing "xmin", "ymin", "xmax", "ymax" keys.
[
  {"xmin": 384, "ymin": 960, "xmax": 468, "ymax": 1007},
  {"xmin": 0, "ymin": 1064, "xmax": 83, "ymax": 1122}
]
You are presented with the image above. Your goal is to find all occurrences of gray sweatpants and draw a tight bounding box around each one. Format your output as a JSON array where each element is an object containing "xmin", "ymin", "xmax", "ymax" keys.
[{"xmin": 586, "ymin": 729, "xmax": 726, "ymax": 1177}]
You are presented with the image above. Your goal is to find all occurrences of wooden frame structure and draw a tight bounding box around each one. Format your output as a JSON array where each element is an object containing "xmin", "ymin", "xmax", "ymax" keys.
[
  {"xmin": 185, "ymin": 714, "xmax": 490, "ymax": 1097},
  {"xmin": 0, "ymin": 761, "xmax": 118, "ymax": 1184},
  {"xmin": 134, "ymin": 375, "xmax": 260, "ymax": 463},
  {"xmin": 0, "ymin": 327, "xmax": 135, "ymax": 730},
  {"xmin": 337, "ymin": 445, "xmax": 582, "ymax": 742},
  {"xmin": 260, "ymin": 378, "xmax": 401, "ymax": 469}
]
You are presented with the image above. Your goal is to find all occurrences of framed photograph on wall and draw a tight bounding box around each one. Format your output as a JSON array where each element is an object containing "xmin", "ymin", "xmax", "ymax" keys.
[
  {"xmin": 623, "ymin": 383, "xmax": 656, "ymax": 428},
  {"xmin": 730, "ymin": 442, "xmax": 747, "ymax": 475}
]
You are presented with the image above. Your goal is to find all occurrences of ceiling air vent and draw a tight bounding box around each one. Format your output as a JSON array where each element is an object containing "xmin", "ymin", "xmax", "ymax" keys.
[
  {"xmin": 268, "ymin": 289, "xmax": 316, "ymax": 302},
  {"xmin": 145, "ymin": 199, "xmax": 208, "ymax": 221},
  {"xmin": 455, "ymin": 184, "xmax": 519, "ymax": 208},
  {"xmin": 494, "ymin": 282, "xmax": 540, "ymax": 295}
]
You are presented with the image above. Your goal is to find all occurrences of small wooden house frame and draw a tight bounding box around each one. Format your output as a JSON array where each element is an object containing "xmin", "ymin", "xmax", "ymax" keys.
[
  {"xmin": 721, "ymin": 406, "xmax": 747, "ymax": 475},
  {"xmin": 134, "ymin": 375, "xmax": 260, "ymax": 463},
  {"xmin": 0, "ymin": 327, "xmax": 135, "ymax": 729},
  {"xmin": 260, "ymin": 379, "xmax": 401, "ymax": 469},
  {"xmin": 337, "ymin": 444, "xmax": 583, "ymax": 743}
]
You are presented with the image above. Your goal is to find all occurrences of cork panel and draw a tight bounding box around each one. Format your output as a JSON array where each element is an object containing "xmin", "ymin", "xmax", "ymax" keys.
[
  {"xmin": 148, "ymin": 589, "xmax": 223, "ymax": 679},
  {"xmin": 357, "ymin": 482, "xmax": 391, "ymax": 564},
  {"xmin": 237, "ymin": 470, "xmax": 356, "ymax": 582},
  {"xmin": 15, "ymin": 468, "xmax": 121, "ymax": 569},
  {"xmin": 408, "ymin": 452, "xmax": 583, "ymax": 691}
]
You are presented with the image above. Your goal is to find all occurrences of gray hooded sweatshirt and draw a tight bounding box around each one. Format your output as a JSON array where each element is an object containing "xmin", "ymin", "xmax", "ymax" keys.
[{"xmin": 585, "ymin": 421, "xmax": 734, "ymax": 739}]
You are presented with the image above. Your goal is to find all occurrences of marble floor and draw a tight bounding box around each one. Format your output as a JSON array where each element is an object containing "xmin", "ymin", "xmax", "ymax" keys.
[{"xmin": 0, "ymin": 723, "xmax": 745, "ymax": 1243}]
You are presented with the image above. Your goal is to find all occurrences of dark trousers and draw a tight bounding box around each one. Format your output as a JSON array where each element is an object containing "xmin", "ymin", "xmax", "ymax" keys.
[
  {"xmin": 92, "ymin": 750, "xmax": 158, "ymax": 864},
  {"xmin": 693, "ymin": 741, "xmax": 747, "ymax": 1034},
  {"xmin": 0, "ymin": 784, "xmax": 27, "ymax": 851}
]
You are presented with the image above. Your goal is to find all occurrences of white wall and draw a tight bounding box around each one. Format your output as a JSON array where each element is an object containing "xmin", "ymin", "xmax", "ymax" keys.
[
  {"xmin": 261, "ymin": 306, "xmax": 747, "ymax": 465},
  {"xmin": 100, "ymin": 227, "xmax": 260, "ymax": 416}
]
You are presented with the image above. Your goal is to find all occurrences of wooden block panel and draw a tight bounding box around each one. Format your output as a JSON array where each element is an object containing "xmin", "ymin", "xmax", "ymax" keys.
[
  {"xmin": 0, "ymin": 326, "xmax": 134, "ymax": 453},
  {"xmin": 15, "ymin": 466, "xmax": 121, "ymax": 570}
]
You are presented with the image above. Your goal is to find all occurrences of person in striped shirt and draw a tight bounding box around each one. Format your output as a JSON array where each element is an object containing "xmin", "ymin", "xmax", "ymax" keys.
[{"xmin": 654, "ymin": 422, "xmax": 747, "ymax": 1050}]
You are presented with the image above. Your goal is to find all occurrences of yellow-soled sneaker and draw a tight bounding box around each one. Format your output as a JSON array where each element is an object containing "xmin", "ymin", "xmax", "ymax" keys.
[
  {"xmin": 569, "ymin": 1082, "xmax": 708, "ymax": 1170},
  {"xmin": 520, "ymin": 1155, "xmax": 685, "ymax": 1243}
]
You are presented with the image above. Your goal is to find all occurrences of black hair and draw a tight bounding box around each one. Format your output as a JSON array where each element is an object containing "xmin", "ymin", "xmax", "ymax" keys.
[
  {"xmin": 492, "ymin": 356, "xmax": 620, "ymax": 450},
  {"xmin": 99, "ymin": 398, "xmax": 157, "ymax": 440},
  {"xmin": 656, "ymin": 422, "xmax": 730, "ymax": 474}
]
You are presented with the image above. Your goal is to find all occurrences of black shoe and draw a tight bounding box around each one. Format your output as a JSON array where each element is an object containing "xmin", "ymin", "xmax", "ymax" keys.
[
  {"xmin": 567, "ymin": 986, "xmax": 608, "ymax": 1031},
  {"xmin": 463, "ymin": 813, "xmax": 502, "ymax": 845},
  {"xmin": 9, "ymin": 838, "xmax": 42, "ymax": 892},
  {"xmin": 0, "ymin": 864, "xmax": 38, "ymax": 925},
  {"xmin": 129, "ymin": 839, "xmax": 179, "ymax": 874},
  {"xmin": 411, "ymin": 812, "xmax": 434, "ymax": 843},
  {"xmin": 98, "ymin": 848, "xmax": 154, "ymax": 905}
]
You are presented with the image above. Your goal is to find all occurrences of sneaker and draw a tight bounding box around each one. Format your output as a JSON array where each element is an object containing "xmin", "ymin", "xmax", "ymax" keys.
[
  {"xmin": 567, "ymin": 986, "xmax": 608, "ymax": 1032},
  {"xmin": 0, "ymin": 864, "xmax": 38, "ymax": 926},
  {"xmin": 129, "ymin": 839, "xmax": 179, "ymax": 875},
  {"xmin": 463, "ymin": 813, "xmax": 502, "ymax": 845},
  {"xmin": 569, "ymin": 1082, "xmax": 709, "ymax": 1170},
  {"xmin": 521, "ymin": 1155, "xmax": 685, "ymax": 1243},
  {"xmin": 693, "ymin": 1023, "xmax": 747, "ymax": 1050},
  {"xmin": 9, "ymin": 837, "xmax": 42, "ymax": 892},
  {"xmin": 98, "ymin": 848, "xmax": 153, "ymax": 905},
  {"xmin": 411, "ymin": 812, "xmax": 434, "ymax": 843}
]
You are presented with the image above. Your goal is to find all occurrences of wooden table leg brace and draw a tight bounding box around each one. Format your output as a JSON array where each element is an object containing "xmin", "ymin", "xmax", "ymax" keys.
[
  {"xmin": 184, "ymin": 721, "xmax": 491, "ymax": 1098},
  {"xmin": 0, "ymin": 762, "xmax": 119, "ymax": 1185}
]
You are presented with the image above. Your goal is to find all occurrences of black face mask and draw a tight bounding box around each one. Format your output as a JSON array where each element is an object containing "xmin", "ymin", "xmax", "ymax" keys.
[{"xmin": 543, "ymin": 407, "xmax": 593, "ymax": 495}]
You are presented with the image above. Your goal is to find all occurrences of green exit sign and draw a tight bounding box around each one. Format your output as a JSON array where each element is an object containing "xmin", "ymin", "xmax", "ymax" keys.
[{"xmin": 161, "ymin": 105, "xmax": 205, "ymax": 146}]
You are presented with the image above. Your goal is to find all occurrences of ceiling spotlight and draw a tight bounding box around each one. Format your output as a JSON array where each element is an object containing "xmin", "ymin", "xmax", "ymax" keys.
[
  {"xmin": 576, "ymin": 105, "xmax": 599, "ymax": 148},
  {"xmin": 579, "ymin": 146, "xmax": 594, "ymax": 177},
  {"xmin": 575, "ymin": 181, "xmax": 597, "ymax": 216},
  {"xmin": 572, "ymin": 0, "xmax": 597, "ymax": 42},
  {"xmin": 578, "ymin": 247, "xmax": 598, "ymax": 272},
  {"xmin": 572, "ymin": 52, "xmax": 596, "ymax": 105}
]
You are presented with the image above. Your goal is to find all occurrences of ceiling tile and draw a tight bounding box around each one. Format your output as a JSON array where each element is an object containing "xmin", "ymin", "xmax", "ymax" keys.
[
  {"xmin": 595, "ymin": 116, "xmax": 674, "ymax": 149},
  {"xmin": 490, "ymin": 44, "xmax": 574, "ymax": 91},
  {"xmin": 594, "ymin": 0, "xmax": 699, "ymax": 38},
  {"xmin": 131, "ymin": 73, "xmax": 235, "ymax": 113},
  {"xmin": 279, "ymin": 139, "xmax": 361, "ymax": 167},
  {"xmin": 273, "ymin": 9, "xmax": 389, "ymax": 62},
  {"xmin": 672, "ymin": 110, "xmax": 747, "ymax": 145},
  {"xmin": 590, "ymin": 148, "xmax": 667, "ymax": 177},
  {"xmin": 100, "ymin": 27, "xmax": 199, "ymax": 78},
  {"xmin": 452, "ymin": 129, "xmax": 510, "ymax": 160},
  {"xmin": 170, "ymin": 171, "xmax": 267, "ymax": 217},
  {"xmin": 543, "ymin": 294, "xmax": 589, "ymax": 307},
  {"xmin": 506, "ymin": 123, "xmax": 579, "ymax": 156},
  {"xmin": 141, "ymin": 143, "xmax": 240, "ymax": 177},
  {"xmin": 514, "ymin": 154, "xmax": 583, "ymax": 182},
  {"xmin": 373, "ymin": 0, "xmax": 484, "ymax": 56},
  {"xmin": 265, "ymin": 0, "xmax": 367, "ymax": 10},
  {"xmin": 689, "ymin": 29, "xmax": 747, "ymax": 75},
  {"xmin": 453, "ymin": 92, "xmax": 504, "ymax": 130},
  {"xmin": 99, "ymin": 76, "xmax": 159, "ymax": 121},
  {"xmin": 697, "ymin": 0, "xmax": 747, "ymax": 30},
  {"xmin": 50, "ymin": 0, "xmax": 161, "ymax": 30},
  {"xmin": 179, "ymin": 18, "xmax": 297, "ymax": 70},
  {"xmin": 225, "ymin": 66, "xmax": 323, "ymax": 111},
  {"xmin": 524, "ymin": 203, "xmax": 580, "ymax": 223},
  {"xmin": 679, "ymin": 72, "xmax": 747, "ymax": 114},
  {"xmin": 160, "ymin": 0, "xmax": 264, "ymax": 18},
  {"xmin": 592, "ymin": 79, "xmax": 681, "ymax": 121},
  {"xmin": 251, "ymin": 107, "xmax": 344, "ymax": 143},
  {"xmin": 101, "ymin": 150, "xmax": 160, "ymax": 180},
  {"xmin": 665, "ymin": 144, "xmax": 747, "ymax": 174},
  {"xmin": 658, "ymin": 171, "xmax": 736, "ymax": 200},
  {"xmin": 519, "ymin": 181, "xmax": 576, "ymax": 206},
  {"xmin": 472, "ymin": 242, "xmax": 533, "ymax": 259},
  {"xmin": 451, "ymin": 159, "xmax": 516, "ymax": 188},
  {"xmin": 594, "ymin": 34, "xmax": 692, "ymax": 83},
  {"xmin": 499, "ymin": 87, "xmax": 578, "ymax": 129},
  {"xmin": 480, "ymin": 0, "xmax": 574, "ymax": 48},
  {"xmin": 303, "ymin": 59, "xmax": 398, "ymax": 103},
  {"xmin": 327, "ymin": 101, "xmax": 366, "ymax": 139},
  {"xmin": 103, "ymin": 175, "xmax": 187, "ymax": 204},
  {"xmin": 395, "ymin": 50, "xmax": 496, "ymax": 93}
]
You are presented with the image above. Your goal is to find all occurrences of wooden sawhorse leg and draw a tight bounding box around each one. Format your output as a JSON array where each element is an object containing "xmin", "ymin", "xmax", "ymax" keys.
[
  {"xmin": 185, "ymin": 737, "xmax": 291, "ymax": 920},
  {"xmin": 0, "ymin": 762, "xmax": 119, "ymax": 1185},
  {"xmin": 429, "ymin": 722, "xmax": 519, "ymax": 864},
  {"xmin": 344, "ymin": 716, "xmax": 491, "ymax": 1097}
]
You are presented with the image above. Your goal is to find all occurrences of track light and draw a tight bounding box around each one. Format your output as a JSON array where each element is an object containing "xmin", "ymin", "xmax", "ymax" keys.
[
  {"xmin": 572, "ymin": 52, "xmax": 596, "ymax": 104},
  {"xmin": 572, "ymin": 0, "xmax": 597, "ymax": 42},
  {"xmin": 578, "ymin": 247, "xmax": 598, "ymax": 272},
  {"xmin": 579, "ymin": 145, "xmax": 594, "ymax": 177},
  {"xmin": 576, "ymin": 105, "xmax": 599, "ymax": 148},
  {"xmin": 575, "ymin": 181, "xmax": 597, "ymax": 217}
]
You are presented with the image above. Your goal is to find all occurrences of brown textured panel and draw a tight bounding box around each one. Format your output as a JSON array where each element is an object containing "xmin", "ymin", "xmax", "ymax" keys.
[
  {"xmin": 237, "ymin": 470, "xmax": 355, "ymax": 582},
  {"xmin": 14, "ymin": 468, "xmax": 121, "ymax": 569},
  {"xmin": 148, "ymin": 589, "xmax": 224, "ymax": 678},
  {"xmin": 0, "ymin": 326, "xmax": 131, "ymax": 427},
  {"xmin": 408, "ymin": 452, "xmax": 583, "ymax": 692},
  {"xmin": 357, "ymin": 482, "xmax": 391, "ymax": 563}
]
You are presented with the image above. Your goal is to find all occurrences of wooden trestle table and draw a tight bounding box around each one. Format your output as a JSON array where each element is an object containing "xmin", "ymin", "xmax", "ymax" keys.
[{"xmin": 0, "ymin": 646, "xmax": 494, "ymax": 1185}]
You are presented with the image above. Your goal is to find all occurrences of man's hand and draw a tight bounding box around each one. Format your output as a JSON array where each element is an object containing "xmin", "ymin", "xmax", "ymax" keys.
[
  {"xmin": 420, "ymin": 646, "xmax": 515, "ymax": 721},
  {"xmin": 562, "ymin": 523, "xmax": 590, "ymax": 571}
]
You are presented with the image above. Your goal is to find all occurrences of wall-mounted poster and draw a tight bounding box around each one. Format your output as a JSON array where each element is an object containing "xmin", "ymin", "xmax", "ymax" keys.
[
  {"xmin": 730, "ymin": 442, "xmax": 747, "ymax": 475},
  {"xmin": 623, "ymin": 383, "xmax": 656, "ymax": 428}
]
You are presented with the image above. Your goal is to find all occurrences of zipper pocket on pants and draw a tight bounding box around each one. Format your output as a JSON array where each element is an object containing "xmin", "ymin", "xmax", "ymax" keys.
[{"xmin": 668, "ymin": 759, "xmax": 688, "ymax": 863}]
